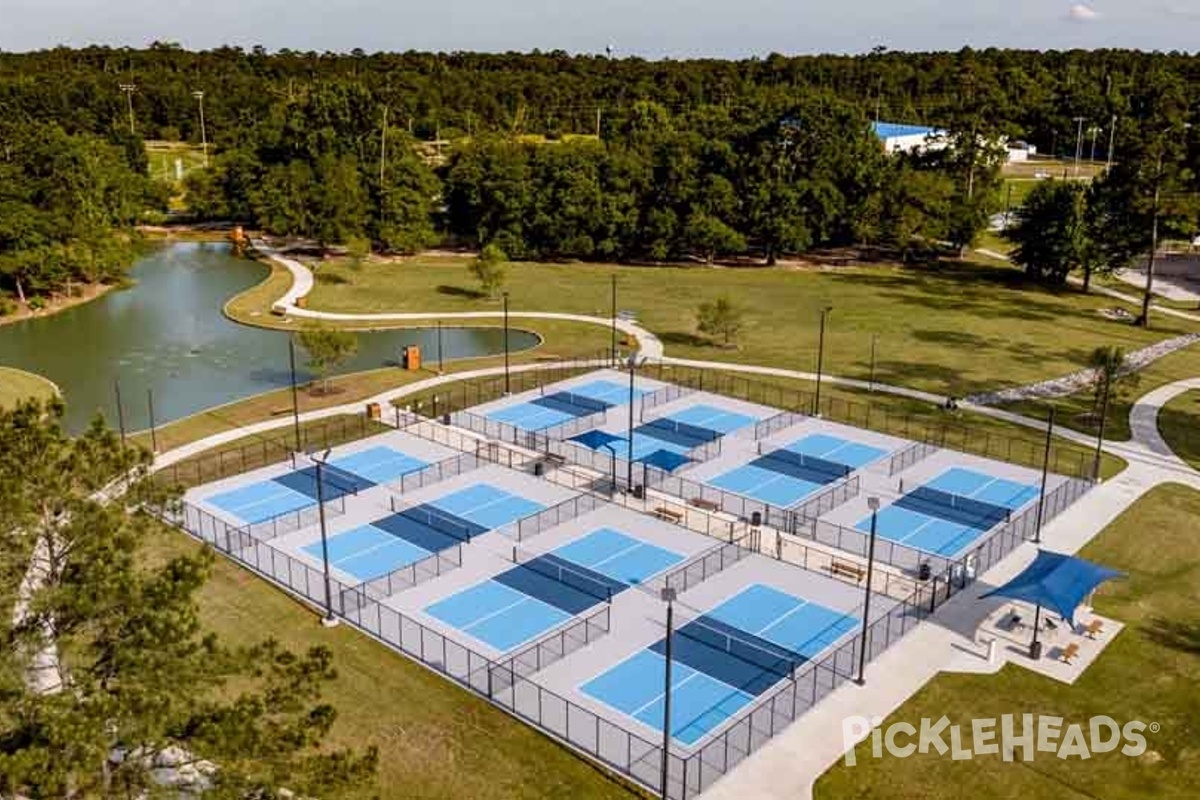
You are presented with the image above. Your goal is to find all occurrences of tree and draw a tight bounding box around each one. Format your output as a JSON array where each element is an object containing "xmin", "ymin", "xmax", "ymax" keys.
[
  {"xmin": 1006, "ymin": 181, "xmax": 1090, "ymax": 285},
  {"xmin": 876, "ymin": 160, "xmax": 954, "ymax": 262},
  {"xmin": 0, "ymin": 399, "xmax": 377, "ymax": 796},
  {"xmin": 696, "ymin": 295, "xmax": 745, "ymax": 347},
  {"xmin": 684, "ymin": 213, "xmax": 745, "ymax": 265},
  {"xmin": 1088, "ymin": 346, "xmax": 1140, "ymax": 421},
  {"xmin": 295, "ymin": 326, "xmax": 359, "ymax": 393},
  {"xmin": 468, "ymin": 243, "xmax": 509, "ymax": 298}
]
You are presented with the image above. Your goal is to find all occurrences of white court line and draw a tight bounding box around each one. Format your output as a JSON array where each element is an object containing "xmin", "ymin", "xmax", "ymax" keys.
[
  {"xmin": 333, "ymin": 528, "xmax": 430, "ymax": 568},
  {"xmin": 228, "ymin": 483, "xmax": 309, "ymax": 519},
  {"xmin": 585, "ymin": 540, "xmax": 647, "ymax": 570},
  {"xmin": 631, "ymin": 669, "xmax": 705, "ymax": 718},
  {"xmin": 754, "ymin": 599, "xmax": 813, "ymax": 639},
  {"xmin": 460, "ymin": 592, "xmax": 537, "ymax": 632}
]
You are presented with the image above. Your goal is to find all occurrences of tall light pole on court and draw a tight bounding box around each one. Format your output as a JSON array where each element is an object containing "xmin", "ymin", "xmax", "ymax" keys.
[{"xmin": 1072, "ymin": 116, "xmax": 1087, "ymax": 177}]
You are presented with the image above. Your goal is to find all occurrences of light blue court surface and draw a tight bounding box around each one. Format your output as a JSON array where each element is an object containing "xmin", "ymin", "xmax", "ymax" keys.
[
  {"xmin": 857, "ymin": 467, "xmax": 1040, "ymax": 558},
  {"xmin": 329, "ymin": 445, "xmax": 428, "ymax": 486},
  {"xmin": 425, "ymin": 527, "xmax": 680, "ymax": 652},
  {"xmin": 664, "ymin": 404, "xmax": 758, "ymax": 435},
  {"xmin": 205, "ymin": 445, "xmax": 428, "ymax": 525},
  {"xmin": 783, "ymin": 433, "xmax": 887, "ymax": 470},
  {"xmin": 485, "ymin": 379, "xmax": 649, "ymax": 432},
  {"xmin": 554, "ymin": 528, "xmax": 683, "ymax": 586},
  {"xmin": 582, "ymin": 584, "xmax": 858, "ymax": 745},
  {"xmin": 430, "ymin": 483, "xmax": 545, "ymax": 530},
  {"xmin": 206, "ymin": 480, "xmax": 316, "ymax": 525},
  {"xmin": 707, "ymin": 463, "xmax": 824, "ymax": 508}
]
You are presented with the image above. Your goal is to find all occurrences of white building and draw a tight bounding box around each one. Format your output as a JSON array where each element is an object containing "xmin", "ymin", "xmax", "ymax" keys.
[{"xmin": 871, "ymin": 121, "xmax": 947, "ymax": 155}]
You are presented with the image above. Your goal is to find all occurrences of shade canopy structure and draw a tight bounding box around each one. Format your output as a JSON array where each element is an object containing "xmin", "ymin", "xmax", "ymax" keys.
[
  {"xmin": 572, "ymin": 430, "xmax": 625, "ymax": 450},
  {"xmin": 981, "ymin": 550, "xmax": 1123, "ymax": 624},
  {"xmin": 641, "ymin": 449, "xmax": 691, "ymax": 472}
]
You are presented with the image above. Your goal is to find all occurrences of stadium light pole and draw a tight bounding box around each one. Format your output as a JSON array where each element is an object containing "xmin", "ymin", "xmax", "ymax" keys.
[
  {"xmin": 868, "ymin": 334, "xmax": 877, "ymax": 393},
  {"xmin": 192, "ymin": 90, "xmax": 209, "ymax": 167},
  {"xmin": 437, "ymin": 320, "xmax": 445, "ymax": 374},
  {"xmin": 855, "ymin": 497, "xmax": 880, "ymax": 685},
  {"xmin": 503, "ymin": 292, "xmax": 511, "ymax": 394},
  {"xmin": 1091, "ymin": 369, "xmax": 1112, "ymax": 482},
  {"xmin": 627, "ymin": 354, "xmax": 638, "ymax": 490},
  {"xmin": 119, "ymin": 84, "xmax": 137, "ymax": 135},
  {"xmin": 1033, "ymin": 406, "xmax": 1056, "ymax": 544},
  {"xmin": 146, "ymin": 388, "xmax": 158, "ymax": 454},
  {"xmin": 611, "ymin": 273, "xmax": 618, "ymax": 367},
  {"xmin": 659, "ymin": 586, "xmax": 677, "ymax": 800},
  {"xmin": 288, "ymin": 337, "xmax": 303, "ymax": 452},
  {"xmin": 311, "ymin": 448, "xmax": 340, "ymax": 627},
  {"xmin": 813, "ymin": 305, "xmax": 833, "ymax": 416}
]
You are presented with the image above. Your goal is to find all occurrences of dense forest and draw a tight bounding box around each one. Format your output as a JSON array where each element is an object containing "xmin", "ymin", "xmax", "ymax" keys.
[{"xmin": 1, "ymin": 45, "xmax": 1198, "ymax": 302}]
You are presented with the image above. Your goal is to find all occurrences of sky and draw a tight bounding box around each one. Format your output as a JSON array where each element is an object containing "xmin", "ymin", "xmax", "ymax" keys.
[{"xmin": 2, "ymin": 1, "xmax": 1199, "ymax": 56}]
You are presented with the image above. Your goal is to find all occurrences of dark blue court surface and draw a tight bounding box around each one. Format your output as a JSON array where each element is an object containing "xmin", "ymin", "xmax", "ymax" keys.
[
  {"xmin": 487, "ymin": 380, "xmax": 647, "ymax": 431},
  {"xmin": 857, "ymin": 467, "xmax": 1040, "ymax": 557},
  {"xmin": 426, "ymin": 528, "xmax": 683, "ymax": 652},
  {"xmin": 581, "ymin": 584, "xmax": 858, "ymax": 745},
  {"xmin": 708, "ymin": 433, "xmax": 884, "ymax": 508},
  {"xmin": 206, "ymin": 445, "xmax": 428, "ymax": 524}
]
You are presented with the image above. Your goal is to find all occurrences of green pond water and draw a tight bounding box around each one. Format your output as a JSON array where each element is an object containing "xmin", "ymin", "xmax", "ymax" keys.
[{"xmin": 0, "ymin": 242, "xmax": 538, "ymax": 433}]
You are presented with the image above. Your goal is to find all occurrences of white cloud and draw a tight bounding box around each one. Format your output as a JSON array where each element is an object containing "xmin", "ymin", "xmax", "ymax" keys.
[{"xmin": 1068, "ymin": 3, "xmax": 1100, "ymax": 21}]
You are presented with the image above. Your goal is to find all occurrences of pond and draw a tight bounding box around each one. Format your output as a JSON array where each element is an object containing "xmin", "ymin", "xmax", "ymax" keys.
[{"xmin": 0, "ymin": 242, "xmax": 539, "ymax": 433}]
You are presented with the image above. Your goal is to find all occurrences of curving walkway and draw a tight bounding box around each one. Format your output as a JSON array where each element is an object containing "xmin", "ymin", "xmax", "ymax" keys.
[
  {"xmin": 158, "ymin": 247, "xmax": 1200, "ymax": 800},
  {"xmin": 254, "ymin": 242, "xmax": 666, "ymax": 359}
]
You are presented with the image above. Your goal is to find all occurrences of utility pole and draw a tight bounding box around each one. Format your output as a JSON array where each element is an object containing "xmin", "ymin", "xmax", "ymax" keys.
[
  {"xmin": 1072, "ymin": 117, "xmax": 1086, "ymax": 177},
  {"xmin": 1088, "ymin": 125, "xmax": 1100, "ymax": 164},
  {"xmin": 192, "ymin": 90, "xmax": 208, "ymax": 167},
  {"xmin": 119, "ymin": 84, "xmax": 137, "ymax": 135}
]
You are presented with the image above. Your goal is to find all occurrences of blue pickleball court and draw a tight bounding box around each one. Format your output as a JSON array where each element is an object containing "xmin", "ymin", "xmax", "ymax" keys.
[
  {"xmin": 581, "ymin": 584, "xmax": 859, "ymax": 745},
  {"xmin": 707, "ymin": 433, "xmax": 883, "ymax": 509},
  {"xmin": 487, "ymin": 380, "xmax": 647, "ymax": 432},
  {"xmin": 858, "ymin": 467, "xmax": 1040, "ymax": 557},
  {"xmin": 426, "ymin": 527, "xmax": 682, "ymax": 652},
  {"xmin": 205, "ymin": 445, "xmax": 428, "ymax": 524}
]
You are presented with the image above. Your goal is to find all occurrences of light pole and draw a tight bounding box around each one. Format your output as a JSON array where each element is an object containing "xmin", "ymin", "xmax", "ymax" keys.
[
  {"xmin": 192, "ymin": 90, "xmax": 209, "ymax": 167},
  {"xmin": 659, "ymin": 586, "xmax": 677, "ymax": 800},
  {"xmin": 611, "ymin": 273, "xmax": 618, "ymax": 367},
  {"xmin": 855, "ymin": 497, "xmax": 880, "ymax": 685},
  {"xmin": 627, "ymin": 354, "xmax": 638, "ymax": 490},
  {"xmin": 119, "ymin": 84, "xmax": 137, "ymax": 135},
  {"xmin": 813, "ymin": 305, "xmax": 833, "ymax": 416},
  {"xmin": 1088, "ymin": 125, "xmax": 1100, "ymax": 164},
  {"xmin": 868, "ymin": 334, "xmax": 877, "ymax": 393},
  {"xmin": 437, "ymin": 320, "xmax": 445, "ymax": 374},
  {"xmin": 288, "ymin": 337, "xmax": 303, "ymax": 452},
  {"xmin": 1033, "ymin": 406, "xmax": 1055, "ymax": 544},
  {"xmin": 113, "ymin": 379, "xmax": 127, "ymax": 445},
  {"xmin": 311, "ymin": 448, "xmax": 340, "ymax": 627},
  {"xmin": 1106, "ymin": 115, "xmax": 1117, "ymax": 172},
  {"xmin": 502, "ymin": 291, "xmax": 511, "ymax": 394},
  {"xmin": 1092, "ymin": 368, "xmax": 1112, "ymax": 481},
  {"xmin": 1072, "ymin": 117, "xmax": 1086, "ymax": 177}
]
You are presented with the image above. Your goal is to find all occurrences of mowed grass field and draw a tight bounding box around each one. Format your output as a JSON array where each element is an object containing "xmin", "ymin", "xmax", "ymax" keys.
[
  {"xmin": 145, "ymin": 525, "xmax": 637, "ymax": 800},
  {"xmin": 816, "ymin": 483, "xmax": 1200, "ymax": 800},
  {"xmin": 0, "ymin": 366, "xmax": 58, "ymax": 409},
  {"xmin": 302, "ymin": 253, "xmax": 1197, "ymax": 398},
  {"xmin": 1157, "ymin": 390, "xmax": 1200, "ymax": 470}
]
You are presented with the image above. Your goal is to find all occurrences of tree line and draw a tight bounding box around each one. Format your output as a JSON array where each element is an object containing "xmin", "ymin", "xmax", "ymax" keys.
[{"xmin": 2, "ymin": 44, "xmax": 1199, "ymax": 304}]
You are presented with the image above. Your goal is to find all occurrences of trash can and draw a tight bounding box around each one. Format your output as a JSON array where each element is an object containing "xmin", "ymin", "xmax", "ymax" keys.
[
  {"xmin": 633, "ymin": 485, "xmax": 645, "ymax": 499},
  {"xmin": 751, "ymin": 511, "xmax": 763, "ymax": 528},
  {"xmin": 442, "ymin": 413, "xmax": 452, "ymax": 425},
  {"xmin": 533, "ymin": 461, "xmax": 545, "ymax": 477},
  {"xmin": 1029, "ymin": 640, "xmax": 1043, "ymax": 660},
  {"xmin": 365, "ymin": 402, "xmax": 381, "ymax": 421},
  {"xmin": 918, "ymin": 562, "xmax": 932, "ymax": 582}
]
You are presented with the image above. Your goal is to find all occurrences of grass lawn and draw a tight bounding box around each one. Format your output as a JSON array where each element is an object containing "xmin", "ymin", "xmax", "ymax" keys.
[
  {"xmin": 816, "ymin": 482, "xmax": 1200, "ymax": 800},
  {"xmin": 1002, "ymin": 338, "xmax": 1200, "ymax": 442},
  {"xmin": 300, "ymin": 253, "xmax": 1197, "ymax": 399},
  {"xmin": 0, "ymin": 366, "xmax": 58, "ymax": 409},
  {"xmin": 694, "ymin": 368, "xmax": 1125, "ymax": 480},
  {"xmin": 146, "ymin": 524, "xmax": 637, "ymax": 800},
  {"xmin": 1157, "ymin": 390, "xmax": 1200, "ymax": 470}
]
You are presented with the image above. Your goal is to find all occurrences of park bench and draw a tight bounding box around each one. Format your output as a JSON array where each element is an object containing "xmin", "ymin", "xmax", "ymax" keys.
[
  {"xmin": 654, "ymin": 506, "xmax": 684, "ymax": 524},
  {"xmin": 829, "ymin": 559, "xmax": 866, "ymax": 583},
  {"xmin": 1060, "ymin": 643, "xmax": 1081, "ymax": 664},
  {"xmin": 1083, "ymin": 619, "xmax": 1104, "ymax": 639},
  {"xmin": 689, "ymin": 497, "xmax": 721, "ymax": 512}
]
